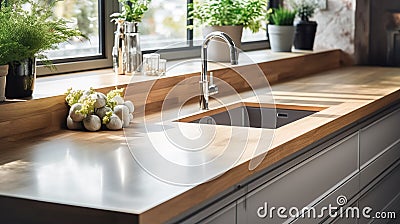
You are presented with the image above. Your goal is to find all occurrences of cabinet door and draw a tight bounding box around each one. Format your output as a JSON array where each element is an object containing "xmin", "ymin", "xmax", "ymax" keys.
[
  {"xmin": 358, "ymin": 162, "xmax": 400, "ymax": 224},
  {"xmin": 243, "ymin": 133, "xmax": 358, "ymax": 224},
  {"xmin": 198, "ymin": 202, "xmax": 236, "ymax": 224}
]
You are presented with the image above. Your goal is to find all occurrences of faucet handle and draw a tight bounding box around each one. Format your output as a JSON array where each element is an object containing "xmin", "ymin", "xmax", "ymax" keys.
[{"xmin": 209, "ymin": 72, "xmax": 218, "ymax": 95}]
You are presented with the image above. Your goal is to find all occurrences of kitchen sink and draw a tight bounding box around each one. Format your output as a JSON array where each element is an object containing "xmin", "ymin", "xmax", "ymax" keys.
[{"xmin": 176, "ymin": 104, "xmax": 325, "ymax": 129}]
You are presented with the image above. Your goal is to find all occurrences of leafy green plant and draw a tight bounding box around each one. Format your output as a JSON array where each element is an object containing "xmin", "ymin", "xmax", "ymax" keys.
[
  {"xmin": 0, "ymin": 0, "xmax": 84, "ymax": 66},
  {"xmin": 266, "ymin": 7, "xmax": 296, "ymax": 26},
  {"xmin": 189, "ymin": 0, "xmax": 267, "ymax": 33},
  {"xmin": 289, "ymin": 0, "xmax": 319, "ymax": 21},
  {"xmin": 110, "ymin": 0, "xmax": 151, "ymax": 23},
  {"xmin": 0, "ymin": 4, "xmax": 26, "ymax": 65}
]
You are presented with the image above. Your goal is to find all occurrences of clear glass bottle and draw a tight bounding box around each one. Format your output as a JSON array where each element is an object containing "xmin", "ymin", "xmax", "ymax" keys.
[
  {"xmin": 124, "ymin": 22, "xmax": 142, "ymax": 75},
  {"xmin": 112, "ymin": 20, "xmax": 125, "ymax": 75}
]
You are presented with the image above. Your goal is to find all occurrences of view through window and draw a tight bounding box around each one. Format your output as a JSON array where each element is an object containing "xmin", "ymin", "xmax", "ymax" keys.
[
  {"xmin": 140, "ymin": 0, "xmax": 267, "ymax": 51},
  {"xmin": 140, "ymin": 0, "xmax": 188, "ymax": 50},
  {"xmin": 45, "ymin": 0, "xmax": 267, "ymax": 63},
  {"xmin": 45, "ymin": 0, "xmax": 101, "ymax": 60}
]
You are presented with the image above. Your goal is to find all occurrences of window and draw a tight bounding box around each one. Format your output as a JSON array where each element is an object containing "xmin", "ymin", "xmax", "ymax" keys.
[
  {"xmin": 45, "ymin": 0, "xmax": 101, "ymax": 60},
  {"xmin": 37, "ymin": 0, "xmax": 117, "ymax": 76},
  {"xmin": 40, "ymin": 0, "xmax": 274, "ymax": 75},
  {"xmin": 140, "ymin": 0, "xmax": 188, "ymax": 50},
  {"xmin": 139, "ymin": 0, "xmax": 269, "ymax": 57},
  {"xmin": 242, "ymin": 23, "xmax": 268, "ymax": 42}
]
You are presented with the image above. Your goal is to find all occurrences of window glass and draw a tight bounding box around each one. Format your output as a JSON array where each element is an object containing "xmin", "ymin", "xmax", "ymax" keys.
[
  {"xmin": 139, "ymin": 0, "xmax": 188, "ymax": 50},
  {"xmin": 242, "ymin": 24, "xmax": 268, "ymax": 42},
  {"xmin": 45, "ymin": 0, "xmax": 101, "ymax": 60}
]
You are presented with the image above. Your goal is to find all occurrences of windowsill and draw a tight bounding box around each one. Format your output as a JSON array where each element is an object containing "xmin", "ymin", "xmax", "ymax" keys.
[{"xmin": 6, "ymin": 49, "xmax": 323, "ymax": 103}]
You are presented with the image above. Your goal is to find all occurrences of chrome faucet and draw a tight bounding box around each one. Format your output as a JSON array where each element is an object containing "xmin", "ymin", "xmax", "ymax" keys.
[{"xmin": 200, "ymin": 31, "xmax": 238, "ymax": 110}]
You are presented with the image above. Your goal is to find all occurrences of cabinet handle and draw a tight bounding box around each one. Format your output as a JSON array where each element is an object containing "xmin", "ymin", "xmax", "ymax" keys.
[{"xmin": 277, "ymin": 112, "xmax": 288, "ymax": 118}]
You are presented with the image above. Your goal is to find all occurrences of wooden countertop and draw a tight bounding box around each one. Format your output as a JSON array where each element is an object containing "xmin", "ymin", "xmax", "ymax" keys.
[{"xmin": 1, "ymin": 65, "xmax": 400, "ymax": 223}]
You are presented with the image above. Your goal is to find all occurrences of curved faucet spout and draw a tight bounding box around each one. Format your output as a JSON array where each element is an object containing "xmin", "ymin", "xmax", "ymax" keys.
[{"xmin": 200, "ymin": 31, "xmax": 238, "ymax": 110}]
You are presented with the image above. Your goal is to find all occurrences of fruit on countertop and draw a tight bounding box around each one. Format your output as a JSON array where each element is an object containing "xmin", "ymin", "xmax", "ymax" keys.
[{"xmin": 65, "ymin": 87, "xmax": 134, "ymax": 132}]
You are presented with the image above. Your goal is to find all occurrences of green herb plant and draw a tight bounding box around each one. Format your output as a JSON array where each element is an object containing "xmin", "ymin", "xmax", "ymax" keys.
[
  {"xmin": 0, "ymin": 0, "xmax": 85, "ymax": 67},
  {"xmin": 110, "ymin": 0, "xmax": 151, "ymax": 23},
  {"xmin": 266, "ymin": 7, "xmax": 297, "ymax": 26},
  {"xmin": 189, "ymin": 0, "xmax": 267, "ymax": 33},
  {"xmin": 289, "ymin": 0, "xmax": 319, "ymax": 21}
]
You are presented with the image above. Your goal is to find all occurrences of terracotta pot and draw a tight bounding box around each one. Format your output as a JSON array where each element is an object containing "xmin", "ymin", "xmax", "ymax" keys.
[
  {"xmin": 0, "ymin": 64, "xmax": 9, "ymax": 102},
  {"xmin": 202, "ymin": 25, "xmax": 243, "ymax": 62},
  {"xmin": 5, "ymin": 58, "xmax": 36, "ymax": 99}
]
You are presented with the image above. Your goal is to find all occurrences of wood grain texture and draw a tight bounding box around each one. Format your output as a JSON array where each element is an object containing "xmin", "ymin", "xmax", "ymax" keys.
[
  {"xmin": 355, "ymin": 0, "xmax": 370, "ymax": 65},
  {"xmin": 0, "ymin": 50, "xmax": 342, "ymax": 141}
]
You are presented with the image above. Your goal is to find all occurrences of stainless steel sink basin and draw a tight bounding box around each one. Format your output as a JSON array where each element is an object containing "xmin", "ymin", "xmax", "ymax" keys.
[{"xmin": 177, "ymin": 104, "xmax": 325, "ymax": 129}]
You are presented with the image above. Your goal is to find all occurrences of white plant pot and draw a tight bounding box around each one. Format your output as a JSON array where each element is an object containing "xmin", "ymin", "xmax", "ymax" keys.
[
  {"xmin": 202, "ymin": 25, "xmax": 243, "ymax": 62},
  {"xmin": 268, "ymin": 25, "xmax": 295, "ymax": 52},
  {"xmin": 0, "ymin": 64, "xmax": 9, "ymax": 102}
]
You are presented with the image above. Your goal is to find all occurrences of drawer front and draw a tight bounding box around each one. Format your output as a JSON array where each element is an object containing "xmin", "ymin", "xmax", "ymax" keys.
[
  {"xmin": 360, "ymin": 140, "xmax": 400, "ymax": 189},
  {"xmin": 360, "ymin": 109, "xmax": 400, "ymax": 166},
  {"xmin": 197, "ymin": 202, "xmax": 236, "ymax": 224},
  {"xmin": 292, "ymin": 172, "xmax": 359, "ymax": 224},
  {"xmin": 243, "ymin": 133, "xmax": 358, "ymax": 224},
  {"xmin": 330, "ymin": 202, "xmax": 359, "ymax": 224},
  {"xmin": 358, "ymin": 162, "xmax": 400, "ymax": 224}
]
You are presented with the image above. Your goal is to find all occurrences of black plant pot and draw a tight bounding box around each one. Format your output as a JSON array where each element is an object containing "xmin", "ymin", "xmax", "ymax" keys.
[
  {"xmin": 294, "ymin": 20, "xmax": 318, "ymax": 50},
  {"xmin": 5, "ymin": 58, "xmax": 36, "ymax": 99}
]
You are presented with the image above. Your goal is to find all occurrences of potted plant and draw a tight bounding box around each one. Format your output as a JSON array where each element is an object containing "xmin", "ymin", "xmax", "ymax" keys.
[
  {"xmin": 290, "ymin": 0, "xmax": 319, "ymax": 50},
  {"xmin": 110, "ymin": 0, "xmax": 151, "ymax": 75},
  {"xmin": 0, "ymin": 4, "xmax": 24, "ymax": 101},
  {"xmin": 0, "ymin": 0, "xmax": 83, "ymax": 99},
  {"xmin": 111, "ymin": 0, "xmax": 151, "ymax": 24},
  {"xmin": 189, "ymin": 0, "xmax": 267, "ymax": 62},
  {"xmin": 266, "ymin": 7, "xmax": 297, "ymax": 52}
]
